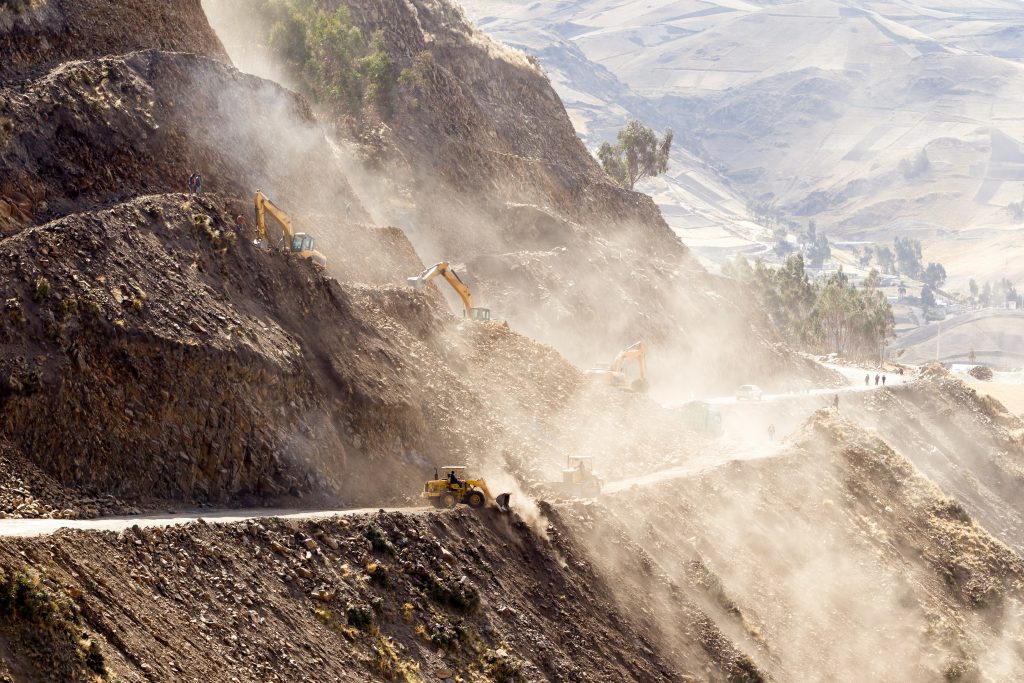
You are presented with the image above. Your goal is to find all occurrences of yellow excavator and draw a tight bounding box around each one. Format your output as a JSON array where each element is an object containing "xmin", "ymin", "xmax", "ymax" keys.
[
  {"xmin": 587, "ymin": 341, "xmax": 648, "ymax": 392},
  {"xmin": 407, "ymin": 261, "xmax": 491, "ymax": 321},
  {"xmin": 422, "ymin": 466, "xmax": 511, "ymax": 511},
  {"xmin": 254, "ymin": 190, "xmax": 327, "ymax": 269}
]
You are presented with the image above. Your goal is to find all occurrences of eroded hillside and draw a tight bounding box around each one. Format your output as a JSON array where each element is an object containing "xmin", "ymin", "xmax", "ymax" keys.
[
  {"xmin": 202, "ymin": 0, "xmax": 830, "ymax": 394},
  {"xmin": 1, "ymin": 1, "xmax": 1024, "ymax": 682}
]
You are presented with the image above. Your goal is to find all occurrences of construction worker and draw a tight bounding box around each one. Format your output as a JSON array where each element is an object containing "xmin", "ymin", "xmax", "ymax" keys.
[
  {"xmin": 448, "ymin": 470, "xmax": 459, "ymax": 487},
  {"xmin": 882, "ymin": 374, "xmax": 887, "ymax": 386},
  {"xmin": 875, "ymin": 374, "xmax": 880, "ymax": 386},
  {"xmin": 865, "ymin": 374, "xmax": 870, "ymax": 386},
  {"xmin": 833, "ymin": 394, "xmax": 840, "ymax": 411},
  {"xmin": 187, "ymin": 172, "xmax": 197, "ymax": 196},
  {"xmin": 194, "ymin": 172, "xmax": 203, "ymax": 196}
]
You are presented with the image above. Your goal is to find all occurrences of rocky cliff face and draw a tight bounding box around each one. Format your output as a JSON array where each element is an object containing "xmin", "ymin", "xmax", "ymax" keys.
[
  {"xmin": 205, "ymin": 0, "xmax": 832, "ymax": 393},
  {"xmin": 0, "ymin": 0, "xmax": 227, "ymax": 81}
]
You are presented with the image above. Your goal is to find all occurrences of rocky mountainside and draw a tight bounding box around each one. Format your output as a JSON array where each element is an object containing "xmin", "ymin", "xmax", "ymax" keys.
[
  {"xmin": 204, "ymin": 0, "xmax": 830, "ymax": 394},
  {"xmin": 2, "ymin": 1, "xmax": 1024, "ymax": 682}
]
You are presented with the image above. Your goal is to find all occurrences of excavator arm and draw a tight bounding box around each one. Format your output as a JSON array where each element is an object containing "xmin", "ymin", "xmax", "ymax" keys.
[
  {"xmin": 610, "ymin": 341, "xmax": 646, "ymax": 380},
  {"xmin": 408, "ymin": 262, "xmax": 491, "ymax": 321},
  {"xmin": 254, "ymin": 190, "xmax": 296, "ymax": 245},
  {"xmin": 609, "ymin": 341, "xmax": 648, "ymax": 392}
]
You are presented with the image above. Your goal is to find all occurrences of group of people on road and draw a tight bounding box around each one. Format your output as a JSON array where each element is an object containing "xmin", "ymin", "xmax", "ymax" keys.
[{"xmin": 866, "ymin": 373, "xmax": 887, "ymax": 386}]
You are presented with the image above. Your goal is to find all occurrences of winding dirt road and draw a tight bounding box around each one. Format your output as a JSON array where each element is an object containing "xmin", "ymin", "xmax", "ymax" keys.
[{"xmin": 0, "ymin": 362, "xmax": 908, "ymax": 537}]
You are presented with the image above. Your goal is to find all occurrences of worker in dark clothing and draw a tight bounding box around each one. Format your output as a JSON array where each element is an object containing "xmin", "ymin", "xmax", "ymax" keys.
[
  {"xmin": 882, "ymin": 375, "xmax": 887, "ymax": 386},
  {"xmin": 448, "ymin": 470, "xmax": 459, "ymax": 487},
  {"xmin": 833, "ymin": 394, "xmax": 840, "ymax": 411},
  {"xmin": 194, "ymin": 172, "xmax": 203, "ymax": 196},
  {"xmin": 875, "ymin": 374, "xmax": 880, "ymax": 386},
  {"xmin": 187, "ymin": 172, "xmax": 197, "ymax": 196},
  {"xmin": 865, "ymin": 374, "xmax": 870, "ymax": 386}
]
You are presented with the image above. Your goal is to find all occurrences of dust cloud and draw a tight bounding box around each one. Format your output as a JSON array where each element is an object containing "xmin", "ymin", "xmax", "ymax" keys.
[{"xmin": 193, "ymin": 2, "xmax": 1024, "ymax": 680}]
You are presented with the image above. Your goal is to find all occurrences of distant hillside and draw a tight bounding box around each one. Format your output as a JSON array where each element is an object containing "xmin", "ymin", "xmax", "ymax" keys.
[
  {"xmin": 460, "ymin": 0, "xmax": 1024, "ymax": 287},
  {"xmin": 890, "ymin": 308, "xmax": 1024, "ymax": 368}
]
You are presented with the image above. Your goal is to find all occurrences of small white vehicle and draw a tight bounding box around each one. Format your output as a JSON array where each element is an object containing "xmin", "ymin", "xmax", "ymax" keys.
[{"xmin": 736, "ymin": 384, "xmax": 764, "ymax": 401}]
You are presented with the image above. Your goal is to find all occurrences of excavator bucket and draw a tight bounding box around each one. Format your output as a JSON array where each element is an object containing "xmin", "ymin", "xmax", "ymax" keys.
[
  {"xmin": 495, "ymin": 493, "xmax": 512, "ymax": 512},
  {"xmin": 407, "ymin": 276, "xmax": 424, "ymax": 289}
]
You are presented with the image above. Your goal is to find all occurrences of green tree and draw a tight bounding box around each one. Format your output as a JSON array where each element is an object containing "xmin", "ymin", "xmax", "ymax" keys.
[
  {"xmin": 807, "ymin": 234, "xmax": 831, "ymax": 269},
  {"xmin": 923, "ymin": 262, "xmax": 947, "ymax": 289},
  {"xmin": 598, "ymin": 121, "xmax": 673, "ymax": 190},
  {"xmin": 865, "ymin": 269, "xmax": 882, "ymax": 289},
  {"xmin": 893, "ymin": 236, "xmax": 923, "ymax": 279},
  {"xmin": 899, "ymin": 149, "xmax": 930, "ymax": 180},
  {"xmin": 921, "ymin": 284, "xmax": 936, "ymax": 309},
  {"xmin": 969, "ymin": 278, "xmax": 979, "ymax": 300},
  {"xmin": 874, "ymin": 245, "xmax": 895, "ymax": 274}
]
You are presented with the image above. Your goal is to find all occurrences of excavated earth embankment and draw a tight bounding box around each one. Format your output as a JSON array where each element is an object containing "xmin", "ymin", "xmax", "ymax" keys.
[
  {"xmin": 589, "ymin": 407, "xmax": 1024, "ymax": 681},
  {"xmin": 0, "ymin": 509, "xmax": 696, "ymax": 682}
]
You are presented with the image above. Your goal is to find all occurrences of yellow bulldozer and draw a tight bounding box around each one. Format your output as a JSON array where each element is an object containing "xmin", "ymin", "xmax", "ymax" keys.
[
  {"xmin": 254, "ymin": 190, "xmax": 327, "ymax": 269},
  {"xmin": 556, "ymin": 455, "xmax": 602, "ymax": 498},
  {"xmin": 422, "ymin": 466, "xmax": 511, "ymax": 512},
  {"xmin": 407, "ymin": 261, "xmax": 492, "ymax": 321}
]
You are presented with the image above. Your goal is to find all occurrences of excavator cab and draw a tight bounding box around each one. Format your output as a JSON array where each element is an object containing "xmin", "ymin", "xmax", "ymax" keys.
[
  {"xmin": 469, "ymin": 307, "xmax": 491, "ymax": 321},
  {"xmin": 291, "ymin": 234, "xmax": 315, "ymax": 254},
  {"xmin": 254, "ymin": 191, "xmax": 327, "ymax": 270}
]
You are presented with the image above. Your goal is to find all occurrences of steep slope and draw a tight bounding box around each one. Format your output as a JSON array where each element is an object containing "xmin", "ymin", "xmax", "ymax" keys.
[
  {"xmin": 203, "ymin": 0, "xmax": 831, "ymax": 394},
  {"xmin": 0, "ymin": 191, "xmax": 720, "ymax": 512},
  {"xmin": 0, "ymin": 510, "xmax": 694, "ymax": 682},
  {"xmin": 587, "ymin": 408, "xmax": 1024, "ymax": 681}
]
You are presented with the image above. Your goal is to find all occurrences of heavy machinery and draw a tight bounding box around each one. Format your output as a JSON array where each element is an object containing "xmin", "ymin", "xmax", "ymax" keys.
[
  {"xmin": 587, "ymin": 341, "xmax": 648, "ymax": 392},
  {"xmin": 407, "ymin": 262, "xmax": 491, "ymax": 321},
  {"xmin": 422, "ymin": 466, "xmax": 511, "ymax": 511},
  {"xmin": 553, "ymin": 455, "xmax": 602, "ymax": 498},
  {"xmin": 254, "ymin": 190, "xmax": 327, "ymax": 269}
]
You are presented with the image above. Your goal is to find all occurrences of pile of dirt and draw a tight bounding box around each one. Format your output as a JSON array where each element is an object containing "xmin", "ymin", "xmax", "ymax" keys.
[{"xmin": 970, "ymin": 364, "xmax": 995, "ymax": 381}]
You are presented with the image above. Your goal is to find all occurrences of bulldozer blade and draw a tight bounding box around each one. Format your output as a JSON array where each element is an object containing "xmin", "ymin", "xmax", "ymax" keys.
[{"xmin": 495, "ymin": 493, "xmax": 511, "ymax": 512}]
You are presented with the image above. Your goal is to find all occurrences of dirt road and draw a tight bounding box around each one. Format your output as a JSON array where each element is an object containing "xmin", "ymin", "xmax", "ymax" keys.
[
  {"xmin": 0, "ymin": 362, "xmax": 910, "ymax": 538},
  {"xmin": 0, "ymin": 506, "xmax": 430, "ymax": 538},
  {"xmin": 694, "ymin": 364, "xmax": 906, "ymax": 406}
]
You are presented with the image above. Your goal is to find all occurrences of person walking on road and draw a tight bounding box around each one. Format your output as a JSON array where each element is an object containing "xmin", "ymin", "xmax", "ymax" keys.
[
  {"xmin": 865, "ymin": 374, "xmax": 870, "ymax": 386},
  {"xmin": 882, "ymin": 374, "xmax": 887, "ymax": 386},
  {"xmin": 768, "ymin": 424, "xmax": 776, "ymax": 441},
  {"xmin": 833, "ymin": 394, "xmax": 840, "ymax": 411},
  {"xmin": 874, "ymin": 374, "xmax": 880, "ymax": 386}
]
